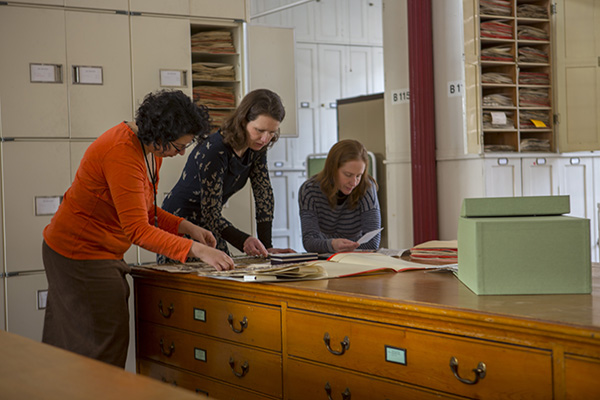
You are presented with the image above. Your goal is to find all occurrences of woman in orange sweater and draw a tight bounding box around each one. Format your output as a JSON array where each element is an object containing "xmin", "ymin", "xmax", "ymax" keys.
[{"xmin": 42, "ymin": 90, "xmax": 234, "ymax": 368}]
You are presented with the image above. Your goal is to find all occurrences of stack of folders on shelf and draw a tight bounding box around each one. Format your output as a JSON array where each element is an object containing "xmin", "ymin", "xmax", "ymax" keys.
[
  {"xmin": 479, "ymin": 0, "xmax": 511, "ymax": 16},
  {"xmin": 269, "ymin": 252, "xmax": 318, "ymax": 265},
  {"xmin": 409, "ymin": 240, "xmax": 458, "ymax": 264},
  {"xmin": 191, "ymin": 30, "xmax": 235, "ymax": 53}
]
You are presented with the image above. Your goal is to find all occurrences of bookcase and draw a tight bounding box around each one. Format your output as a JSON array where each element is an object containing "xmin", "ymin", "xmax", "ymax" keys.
[
  {"xmin": 474, "ymin": 0, "xmax": 554, "ymax": 153},
  {"xmin": 190, "ymin": 21, "xmax": 243, "ymax": 133}
]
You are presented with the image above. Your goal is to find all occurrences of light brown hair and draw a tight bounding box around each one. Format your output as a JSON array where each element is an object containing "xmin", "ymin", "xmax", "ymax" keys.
[
  {"xmin": 221, "ymin": 88, "xmax": 285, "ymax": 152},
  {"xmin": 315, "ymin": 139, "xmax": 376, "ymax": 209}
]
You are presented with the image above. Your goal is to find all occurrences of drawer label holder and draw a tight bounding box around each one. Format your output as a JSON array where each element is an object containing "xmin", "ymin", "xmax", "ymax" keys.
[
  {"xmin": 385, "ymin": 345, "xmax": 407, "ymax": 365},
  {"xmin": 194, "ymin": 308, "xmax": 206, "ymax": 322}
]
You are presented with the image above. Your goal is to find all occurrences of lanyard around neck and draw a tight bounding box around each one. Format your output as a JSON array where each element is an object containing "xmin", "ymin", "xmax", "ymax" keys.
[{"xmin": 137, "ymin": 136, "xmax": 158, "ymax": 227}]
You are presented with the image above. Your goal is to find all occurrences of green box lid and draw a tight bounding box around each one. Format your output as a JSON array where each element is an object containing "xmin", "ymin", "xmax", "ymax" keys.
[{"xmin": 460, "ymin": 195, "xmax": 570, "ymax": 217}]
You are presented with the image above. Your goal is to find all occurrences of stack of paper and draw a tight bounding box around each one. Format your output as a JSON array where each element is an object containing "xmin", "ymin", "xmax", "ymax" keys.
[
  {"xmin": 191, "ymin": 30, "xmax": 235, "ymax": 53},
  {"xmin": 269, "ymin": 252, "xmax": 318, "ymax": 265},
  {"xmin": 409, "ymin": 240, "xmax": 458, "ymax": 263}
]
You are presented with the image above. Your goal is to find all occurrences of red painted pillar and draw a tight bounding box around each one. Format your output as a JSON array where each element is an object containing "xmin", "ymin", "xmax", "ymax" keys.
[{"xmin": 407, "ymin": 0, "xmax": 438, "ymax": 244}]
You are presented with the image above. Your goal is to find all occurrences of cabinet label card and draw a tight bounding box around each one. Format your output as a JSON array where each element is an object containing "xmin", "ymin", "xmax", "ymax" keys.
[
  {"xmin": 194, "ymin": 348, "xmax": 207, "ymax": 362},
  {"xmin": 447, "ymin": 80, "xmax": 464, "ymax": 98},
  {"xmin": 193, "ymin": 308, "xmax": 206, "ymax": 322},
  {"xmin": 30, "ymin": 64, "xmax": 62, "ymax": 83},
  {"xmin": 35, "ymin": 196, "xmax": 62, "ymax": 216},
  {"xmin": 491, "ymin": 111, "xmax": 507, "ymax": 126},
  {"xmin": 160, "ymin": 70, "xmax": 187, "ymax": 87},
  {"xmin": 385, "ymin": 345, "xmax": 407, "ymax": 365},
  {"xmin": 391, "ymin": 89, "xmax": 410, "ymax": 104},
  {"xmin": 73, "ymin": 66, "xmax": 103, "ymax": 85}
]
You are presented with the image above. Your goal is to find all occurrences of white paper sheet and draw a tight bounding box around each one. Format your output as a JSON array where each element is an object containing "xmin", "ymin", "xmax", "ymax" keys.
[{"xmin": 357, "ymin": 227, "xmax": 384, "ymax": 244}]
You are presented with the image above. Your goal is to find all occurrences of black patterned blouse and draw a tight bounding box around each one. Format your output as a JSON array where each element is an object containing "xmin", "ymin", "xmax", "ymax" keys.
[{"xmin": 160, "ymin": 131, "xmax": 274, "ymax": 258}]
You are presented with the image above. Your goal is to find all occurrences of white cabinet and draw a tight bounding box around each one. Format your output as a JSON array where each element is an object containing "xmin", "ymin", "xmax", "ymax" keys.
[
  {"xmin": 130, "ymin": 15, "xmax": 192, "ymax": 106},
  {"xmin": 484, "ymin": 157, "xmax": 523, "ymax": 197},
  {"xmin": 555, "ymin": 156, "xmax": 597, "ymax": 262},
  {"xmin": 521, "ymin": 156, "xmax": 558, "ymax": 196},
  {"xmin": 293, "ymin": 43, "xmax": 320, "ymax": 168},
  {"xmin": 5, "ymin": 273, "xmax": 48, "ymax": 342},
  {"xmin": 0, "ymin": 7, "xmax": 68, "ymax": 138},
  {"xmin": 190, "ymin": 0, "xmax": 247, "ymax": 20},
  {"xmin": 314, "ymin": 0, "xmax": 346, "ymax": 43},
  {"xmin": 129, "ymin": 0, "xmax": 189, "ymax": 15},
  {"xmin": 2, "ymin": 141, "xmax": 71, "ymax": 274},
  {"xmin": 0, "ymin": 6, "xmax": 132, "ymax": 139},
  {"xmin": 65, "ymin": 0, "xmax": 128, "ymax": 10},
  {"xmin": 66, "ymin": 10, "xmax": 132, "ymax": 138},
  {"xmin": 248, "ymin": 25, "xmax": 297, "ymax": 137},
  {"xmin": 554, "ymin": 0, "xmax": 600, "ymax": 152},
  {"xmin": 270, "ymin": 171, "xmax": 304, "ymax": 252}
]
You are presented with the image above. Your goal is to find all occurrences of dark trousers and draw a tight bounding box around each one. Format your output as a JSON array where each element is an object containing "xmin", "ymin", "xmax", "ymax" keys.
[{"xmin": 42, "ymin": 241, "xmax": 131, "ymax": 368}]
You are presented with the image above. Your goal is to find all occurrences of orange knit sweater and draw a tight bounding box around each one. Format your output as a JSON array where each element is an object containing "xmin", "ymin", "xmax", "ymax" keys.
[{"xmin": 43, "ymin": 122, "xmax": 192, "ymax": 262}]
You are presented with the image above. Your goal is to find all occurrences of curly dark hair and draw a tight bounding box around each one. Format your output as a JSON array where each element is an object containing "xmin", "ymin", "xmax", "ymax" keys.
[
  {"xmin": 135, "ymin": 90, "xmax": 211, "ymax": 152},
  {"xmin": 221, "ymin": 88, "xmax": 285, "ymax": 152}
]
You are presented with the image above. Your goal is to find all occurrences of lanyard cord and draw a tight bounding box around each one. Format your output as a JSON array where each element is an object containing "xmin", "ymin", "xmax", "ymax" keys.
[{"xmin": 137, "ymin": 136, "xmax": 158, "ymax": 227}]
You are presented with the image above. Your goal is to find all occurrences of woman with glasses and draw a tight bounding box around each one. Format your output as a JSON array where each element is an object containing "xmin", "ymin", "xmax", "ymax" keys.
[
  {"xmin": 160, "ymin": 88, "xmax": 294, "ymax": 260},
  {"xmin": 299, "ymin": 139, "xmax": 381, "ymax": 253},
  {"xmin": 42, "ymin": 90, "xmax": 234, "ymax": 368}
]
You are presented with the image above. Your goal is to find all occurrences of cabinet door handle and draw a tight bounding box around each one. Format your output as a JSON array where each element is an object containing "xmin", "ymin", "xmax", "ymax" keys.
[
  {"xmin": 159, "ymin": 338, "xmax": 175, "ymax": 357},
  {"xmin": 449, "ymin": 356, "xmax": 486, "ymax": 385},
  {"xmin": 227, "ymin": 314, "xmax": 248, "ymax": 333},
  {"xmin": 158, "ymin": 300, "xmax": 174, "ymax": 318},
  {"xmin": 228, "ymin": 357, "xmax": 249, "ymax": 378},
  {"xmin": 323, "ymin": 332, "xmax": 350, "ymax": 355},
  {"xmin": 324, "ymin": 382, "xmax": 352, "ymax": 400}
]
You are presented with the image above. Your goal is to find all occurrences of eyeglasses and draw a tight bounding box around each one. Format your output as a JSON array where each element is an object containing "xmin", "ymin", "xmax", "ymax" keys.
[{"xmin": 170, "ymin": 141, "xmax": 195, "ymax": 153}]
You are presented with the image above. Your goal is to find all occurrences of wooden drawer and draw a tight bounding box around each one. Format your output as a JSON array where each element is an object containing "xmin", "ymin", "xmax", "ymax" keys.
[
  {"xmin": 286, "ymin": 310, "xmax": 552, "ymax": 399},
  {"xmin": 286, "ymin": 358, "xmax": 465, "ymax": 400},
  {"xmin": 137, "ymin": 321, "xmax": 282, "ymax": 398},
  {"xmin": 136, "ymin": 283, "xmax": 281, "ymax": 351},
  {"xmin": 139, "ymin": 359, "xmax": 275, "ymax": 400},
  {"xmin": 565, "ymin": 354, "xmax": 600, "ymax": 399}
]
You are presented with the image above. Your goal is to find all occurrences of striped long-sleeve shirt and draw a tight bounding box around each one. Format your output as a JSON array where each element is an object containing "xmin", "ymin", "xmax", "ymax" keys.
[{"xmin": 298, "ymin": 177, "xmax": 381, "ymax": 253}]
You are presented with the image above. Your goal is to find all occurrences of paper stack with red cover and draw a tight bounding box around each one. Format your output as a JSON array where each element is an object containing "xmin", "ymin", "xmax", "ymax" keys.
[{"xmin": 409, "ymin": 240, "xmax": 458, "ymax": 263}]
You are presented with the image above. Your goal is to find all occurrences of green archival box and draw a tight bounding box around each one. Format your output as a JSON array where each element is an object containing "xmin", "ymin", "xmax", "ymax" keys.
[{"xmin": 457, "ymin": 195, "xmax": 591, "ymax": 295}]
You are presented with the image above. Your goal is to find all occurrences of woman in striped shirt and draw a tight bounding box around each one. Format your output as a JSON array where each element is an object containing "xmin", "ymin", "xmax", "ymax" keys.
[{"xmin": 298, "ymin": 140, "xmax": 381, "ymax": 253}]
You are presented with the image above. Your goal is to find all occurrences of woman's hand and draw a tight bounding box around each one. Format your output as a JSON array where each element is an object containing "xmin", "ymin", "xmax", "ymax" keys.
[
  {"xmin": 179, "ymin": 220, "xmax": 216, "ymax": 247},
  {"xmin": 188, "ymin": 242, "xmax": 234, "ymax": 271},
  {"xmin": 268, "ymin": 247, "xmax": 296, "ymax": 254},
  {"xmin": 331, "ymin": 238, "xmax": 359, "ymax": 252},
  {"xmin": 191, "ymin": 226, "xmax": 216, "ymax": 248},
  {"xmin": 243, "ymin": 237, "xmax": 268, "ymax": 257}
]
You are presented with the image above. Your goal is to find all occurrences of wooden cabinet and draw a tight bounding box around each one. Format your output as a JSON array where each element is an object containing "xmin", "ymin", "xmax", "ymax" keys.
[
  {"xmin": 286, "ymin": 309, "xmax": 552, "ymax": 399},
  {"xmin": 133, "ymin": 265, "xmax": 600, "ymax": 399},
  {"xmin": 564, "ymin": 354, "xmax": 600, "ymax": 399},
  {"xmin": 135, "ymin": 281, "xmax": 282, "ymax": 397}
]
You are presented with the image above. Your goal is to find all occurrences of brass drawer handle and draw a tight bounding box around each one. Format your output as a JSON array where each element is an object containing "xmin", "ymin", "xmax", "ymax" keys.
[
  {"xmin": 449, "ymin": 356, "xmax": 486, "ymax": 385},
  {"xmin": 158, "ymin": 300, "xmax": 174, "ymax": 318},
  {"xmin": 228, "ymin": 357, "xmax": 249, "ymax": 378},
  {"xmin": 159, "ymin": 338, "xmax": 175, "ymax": 357},
  {"xmin": 227, "ymin": 314, "xmax": 248, "ymax": 333},
  {"xmin": 324, "ymin": 382, "xmax": 351, "ymax": 400},
  {"xmin": 323, "ymin": 332, "xmax": 350, "ymax": 355}
]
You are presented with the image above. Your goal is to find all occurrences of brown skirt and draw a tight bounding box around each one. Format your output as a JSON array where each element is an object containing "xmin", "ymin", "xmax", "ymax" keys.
[{"xmin": 42, "ymin": 241, "xmax": 131, "ymax": 368}]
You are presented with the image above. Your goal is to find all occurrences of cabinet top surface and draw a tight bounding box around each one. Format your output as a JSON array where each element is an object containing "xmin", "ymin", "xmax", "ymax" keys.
[{"xmin": 133, "ymin": 263, "xmax": 600, "ymax": 335}]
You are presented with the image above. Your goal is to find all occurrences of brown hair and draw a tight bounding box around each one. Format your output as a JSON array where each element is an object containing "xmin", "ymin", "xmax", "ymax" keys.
[
  {"xmin": 315, "ymin": 139, "xmax": 376, "ymax": 209},
  {"xmin": 221, "ymin": 88, "xmax": 285, "ymax": 152}
]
